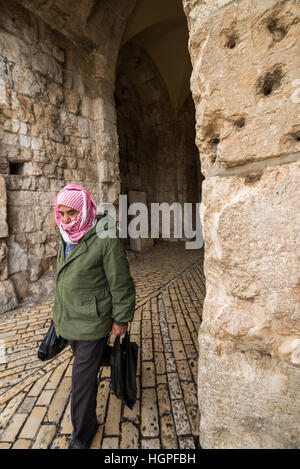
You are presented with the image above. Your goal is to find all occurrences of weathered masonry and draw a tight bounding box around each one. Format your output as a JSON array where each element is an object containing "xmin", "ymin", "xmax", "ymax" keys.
[{"xmin": 0, "ymin": 0, "xmax": 299, "ymax": 449}]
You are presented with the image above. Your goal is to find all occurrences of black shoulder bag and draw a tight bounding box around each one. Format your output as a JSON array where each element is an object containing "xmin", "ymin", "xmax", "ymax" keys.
[
  {"xmin": 37, "ymin": 320, "xmax": 68, "ymax": 361},
  {"xmin": 110, "ymin": 332, "xmax": 138, "ymax": 410}
]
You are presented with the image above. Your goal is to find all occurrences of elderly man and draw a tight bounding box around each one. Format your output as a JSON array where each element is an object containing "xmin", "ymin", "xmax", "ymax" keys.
[{"xmin": 53, "ymin": 184, "xmax": 136, "ymax": 449}]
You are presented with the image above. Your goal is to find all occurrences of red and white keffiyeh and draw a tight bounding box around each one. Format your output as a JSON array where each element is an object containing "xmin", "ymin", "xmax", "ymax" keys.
[{"xmin": 54, "ymin": 184, "xmax": 98, "ymax": 244}]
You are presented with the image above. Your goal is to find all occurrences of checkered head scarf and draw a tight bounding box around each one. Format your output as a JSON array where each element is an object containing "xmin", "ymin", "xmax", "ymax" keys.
[{"xmin": 54, "ymin": 184, "xmax": 98, "ymax": 244}]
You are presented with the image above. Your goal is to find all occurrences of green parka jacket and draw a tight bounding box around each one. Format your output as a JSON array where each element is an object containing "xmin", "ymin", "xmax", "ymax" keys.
[{"xmin": 53, "ymin": 215, "xmax": 136, "ymax": 341}]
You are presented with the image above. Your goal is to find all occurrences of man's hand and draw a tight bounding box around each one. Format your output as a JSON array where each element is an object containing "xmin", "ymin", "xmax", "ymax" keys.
[{"xmin": 112, "ymin": 323, "xmax": 127, "ymax": 336}]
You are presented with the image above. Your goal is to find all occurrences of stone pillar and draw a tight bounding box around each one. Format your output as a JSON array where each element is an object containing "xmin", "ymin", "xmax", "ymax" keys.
[{"xmin": 183, "ymin": 0, "xmax": 300, "ymax": 448}]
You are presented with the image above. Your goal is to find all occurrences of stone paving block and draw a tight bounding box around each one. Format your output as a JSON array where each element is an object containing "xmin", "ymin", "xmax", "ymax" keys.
[
  {"xmin": 141, "ymin": 388, "xmax": 159, "ymax": 438},
  {"xmin": 172, "ymin": 341, "xmax": 187, "ymax": 361},
  {"xmin": 101, "ymin": 437, "xmax": 119, "ymax": 449},
  {"xmin": 60, "ymin": 400, "xmax": 72, "ymax": 435},
  {"xmin": 0, "ymin": 442, "xmax": 11, "ymax": 448},
  {"xmin": 11, "ymin": 439, "xmax": 31, "ymax": 449},
  {"xmin": 157, "ymin": 384, "xmax": 171, "ymax": 418},
  {"xmin": 156, "ymin": 374, "xmax": 167, "ymax": 384},
  {"xmin": 176, "ymin": 313, "xmax": 186, "ymax": 326},
  {"xmin": 105, "ymin": 392, "xmax": 122, "ymax": 435},
  {"xmin": 141, "ymin": 438, "xmax": 161, "ymax": 449},
  {"xmin": 142, "ymin": 308, "xmax": 151, "ymax": 320},
  {"xmin": 160, "ymin": 413, "xmax": 177, "ymax": 449},
  {"xmin": 154, "ymin": 352, "xmax": 166, "ymax": 375},
  {"xmin": 45, "ymin": 361, "xmax": 69, "ymax": 390},
  {"xmin": 151, "ymin": 313, "xmax": 159, "ymax": 326},
  {"xmin": 0, "ymin": 392, "xmax": 26, "ymax": 428},
  {"xmin": 179, "ymin": 436, "xmax": 196, "ymax": 449},
  {"xmin": 27, "ymin": 371, "xmax": 52, "ymax": 397},
  {"xmin": 0, "ymin": 413, "xmax": 27, "ymax": 442},
  {"xmin": 171, "ymin": 400, "xmax": 192, "ymax": 436},
  {"xmin": 165, "ymin": 353, "xmax": 177, "ymax": 373},
  {"xmin": 50, "ymin": 435, "xmax": 69, "ymax": 449},
  {"xmin": 181, "ymin": 381, "xmax": 198, "ymax": 407},
  {"xmin": 141, "ymin": 361, "xmax": 155, "ymax": 388},
  {"xmin": 36, "ymin": 389, "xmax": 55, "ymax": 407},
  {"xmin": 19, "ymin": 406, "xmax": 47, "ymax": 439},
  {"xmin": 186, "ymin": 405, "xmax": 199, "ymax": 436},
  {"xmin": 161, "ymin": 337, "xmax": 173, "ymax": 353},
  {"xmin": 178, "ymin": 325, "xmax": 193, "ymax": 343},
  {"xmin": 142, "ymin": 319, "xmax": 152, "ymax": 338},
  {"xmin": 188, "ymin": 359, "xmax": 198, "ymax": 384},
  {"xmin": 152, "ymin": 325, "xmax": 160, "ymax": 334},
  {"xmin": 47, "ymin": 377, "xmax": 71, "ymax": 424},
  {"xmin": 184, "ymin": 344, "xmax": 198, "ymax": 360},
  {"xmin": 120, "ymin": 422, "xmax": 139, "ymax": 449},
  {"xmin": 167, "ymin": 373, "xmax": 183, "ymax": 400},
  {"xmin": 17, "ymin": 396, "xmax": 37, "ymax": 413},
  {"xmin": 141, "ymin": 339, "xmax": 153, "ymax": 361},
  {"xmin": 32, "ymin": 424, "xmax": 56, "ymax": 449},
  {"xmin": 130, "ymin": 321, "xmax": 140, "ymax": 335},
  {"xmin": 153, "ymin": 334, "xmax": 163, "ymax": 352}
]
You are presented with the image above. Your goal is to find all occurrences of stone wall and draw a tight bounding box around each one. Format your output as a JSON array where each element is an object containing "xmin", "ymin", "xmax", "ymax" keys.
[
  {"xmin": 0, "ymin": 0, "xmax": 136, "ymax": 310},
  {"xmin": 183, "ymin": 0, "xmax": 300, "ymax": 448}
]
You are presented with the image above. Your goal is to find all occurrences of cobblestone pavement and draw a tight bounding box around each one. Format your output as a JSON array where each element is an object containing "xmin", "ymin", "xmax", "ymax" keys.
[{"xmin": 0, "ymin": 241, "xmax": 205, "ymax": 449}]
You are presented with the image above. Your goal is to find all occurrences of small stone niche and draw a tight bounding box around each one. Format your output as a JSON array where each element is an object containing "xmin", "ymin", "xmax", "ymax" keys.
[{"xmin": 9, "ymin": 162, "xmax": 24, "ymax": 175}]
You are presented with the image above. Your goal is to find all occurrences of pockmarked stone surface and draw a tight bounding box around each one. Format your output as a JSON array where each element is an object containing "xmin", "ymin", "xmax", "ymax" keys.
[
  {"xmin": 0, "ymin": 242, "xmax": 204, "ymax": 449},
  {"xmin": 183, "ymin": 0, "xmax": 300, "ymax": 449}
]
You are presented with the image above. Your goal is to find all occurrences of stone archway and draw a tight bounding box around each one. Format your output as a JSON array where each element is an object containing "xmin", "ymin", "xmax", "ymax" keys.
[
  {"xmin": 0, "ymin": 0, "xmax": 299, "ymax": 450},
  {"xmin": 115, "ymin": 0, "xmax": 203, "ymax": 248}
]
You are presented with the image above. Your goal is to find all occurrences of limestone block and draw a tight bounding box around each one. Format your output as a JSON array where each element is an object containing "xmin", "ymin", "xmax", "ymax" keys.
[
  {"xmin": 199, "ymin": 161, "xmax": 300, "ymax": 448},
  {"xmin": 12, "ymin": 65, "xmax": 42, "ymax": 97},
  {"xmin": 0, "ymin": 279, "xmax": 18, "ymax": 314},
  {"xmin": 31, "ymin": 49, "xmax": 63, "ymax": 84},
  {"xmin": 0, "ymin": 176, "xmax": 8, "ymax": 238},
  {"xmin": 9, "ymin": 271, "xmax": 29, "ymax": 301},
  {"xmin": 7, "ymin": 236, "xmax": 28, "ymax": 275},
  {"xmin": 7, "ymin": 206, "xmax": 35, "ymax": 234},
  {"xmin": 0, "ymin": 30, "xmax": 30, "ymax": 65},
  {"xmin": 187, "ymin": 0, "xmax": 300, "ymax": 176}
]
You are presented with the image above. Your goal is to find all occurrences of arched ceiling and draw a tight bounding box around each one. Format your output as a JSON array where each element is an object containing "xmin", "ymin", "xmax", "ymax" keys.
[{"xmin": 121, "ymin": 0, "xmax": 192, "ymax": 111}]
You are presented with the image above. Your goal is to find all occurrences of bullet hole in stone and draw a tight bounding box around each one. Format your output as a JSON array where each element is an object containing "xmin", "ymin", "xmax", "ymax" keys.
[
  {"xmin": 256, "ymin": 66, "xmax": 283, "ymax": 97},
  {"xmin": 235, "ymin": 117, "xmax": 245, "ymax": 129},
  {"xmin": 293, "ymin": 132, "xmax": 300, "ymax": 142},
  {"xmin": 226, "ymin": 33, "xmax": 239, "ymax": 49},
  {"xmin": 9, "ymin": 162, "xmax": 24, "ymax": 175},
  {"xmin": 209, "ymin": 155, "xmax": 217, "ymax": 164},
  {"xmin": 267, "ymin": 18, "xmax": 287, "ymax": 42},
  {"xmin": 244, "ymin": 171, "xmax": 263, "ymax": 186},
  {"xmin": 210, "ymin": 138, "xmax": 220, "ymax": 149}
]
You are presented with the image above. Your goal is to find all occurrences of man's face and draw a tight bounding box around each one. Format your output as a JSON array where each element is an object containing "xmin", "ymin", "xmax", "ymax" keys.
[{"xmin": 58, "ymin": 205, "xmax": 79, "ymax": 224}]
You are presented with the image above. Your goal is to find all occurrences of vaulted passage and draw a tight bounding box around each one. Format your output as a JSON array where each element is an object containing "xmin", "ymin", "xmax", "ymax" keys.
[{"xmin": 115, "ymin": 0, "xmax": 203, "ymax": 248}]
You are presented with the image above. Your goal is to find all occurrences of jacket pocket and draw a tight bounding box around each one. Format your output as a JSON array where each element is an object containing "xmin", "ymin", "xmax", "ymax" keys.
[{"xmin": 88, "ymin": 295, "xmax": 100, "ymax": 318}]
